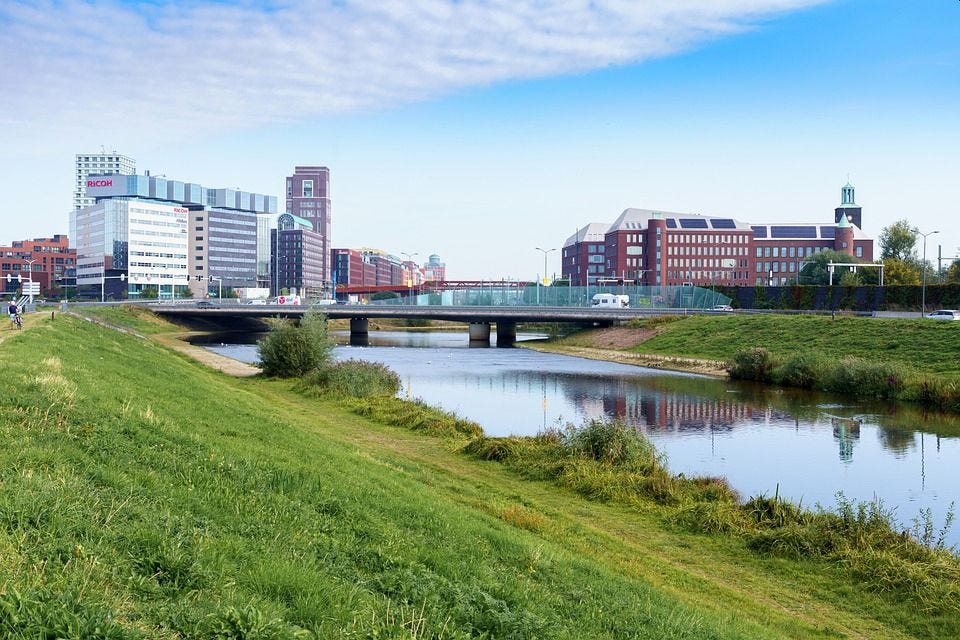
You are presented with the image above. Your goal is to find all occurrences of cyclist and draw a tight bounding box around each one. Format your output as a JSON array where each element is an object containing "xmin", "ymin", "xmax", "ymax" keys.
[{"xmin": 8, "ymin": 300, "xmax": 18, "ymax": 329}]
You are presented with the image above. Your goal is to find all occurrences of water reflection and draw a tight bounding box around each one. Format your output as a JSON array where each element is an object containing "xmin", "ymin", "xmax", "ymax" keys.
[{"xmin": 201, "ymin": 330, "xmax": 960, "ymax": 547}]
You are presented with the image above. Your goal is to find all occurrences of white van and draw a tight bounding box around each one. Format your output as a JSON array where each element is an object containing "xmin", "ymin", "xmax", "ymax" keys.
[{"xmin": 591, "ymin": 293, "xmax": 629, "ymax": 308}]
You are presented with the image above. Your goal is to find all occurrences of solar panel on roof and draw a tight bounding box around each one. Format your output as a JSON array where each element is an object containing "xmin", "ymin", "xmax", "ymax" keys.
[
  {"xmin": 820, "ymin": 227, "xmax": 836, "ymax": 239},
  {"xmin": 710, "ymin": 219, "xmax": 736, "ymax": 229},
  {"xmin": 678, "ymin": 218, "xmax": 708, "ymax": 229},
  {"xmin": 771, "ymin": 226, "xmax": 817, "ymax": 239},
  {"xmin": 751, "ymin": 226, "xmax": 767, "ymax": 239},
  {"xmin": 665, "ymin": 219, "xmax": 677, "ymax": 228}
]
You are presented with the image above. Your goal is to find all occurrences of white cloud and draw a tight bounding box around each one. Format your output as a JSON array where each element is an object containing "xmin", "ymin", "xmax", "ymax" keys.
[{"xmin": 0, "ymin": 0, "xmax": 826, "ymax": 140}]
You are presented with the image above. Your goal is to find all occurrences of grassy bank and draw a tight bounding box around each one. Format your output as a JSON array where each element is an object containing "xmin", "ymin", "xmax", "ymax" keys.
[
  {"xmin": 629, "ymin": 314, "xmax": 960, "ymax": 378},
  {"xmin": 1, "ymin": 312, "xmax": 958, "ymax": 637}
]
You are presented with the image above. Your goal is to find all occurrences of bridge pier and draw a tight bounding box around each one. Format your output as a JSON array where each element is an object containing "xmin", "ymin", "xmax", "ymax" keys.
[
  {"xmin": 495, "ymin": 321, "xmax": 516, "ymax": 347},
  {"xmin": 468, "ymin": 322, "xmax": 491, "ymax": 343},
  {"xmin": 350, "ymin": 317, "xmax": 369, "ymax": 340}
]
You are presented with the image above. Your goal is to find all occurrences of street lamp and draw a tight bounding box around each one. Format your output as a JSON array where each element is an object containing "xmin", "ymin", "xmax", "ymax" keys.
[
  {"xmin": 401, "ymin": 252, "xmax": 418, "ymax": 302},
  {"xmin": 102, "ymin": 273, "xmax": 127, "ymax": 302},
  {"xmin": 916, "ymin": 228, "xmax": 939, "ymax": 317},
  {"xmin": 535, "ymin": 247, "xmax": 556, "ymax": 305}
]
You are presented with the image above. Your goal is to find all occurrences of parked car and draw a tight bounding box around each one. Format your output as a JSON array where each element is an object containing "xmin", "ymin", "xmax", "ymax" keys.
[
  {"xmin": 926, "ymin": 309, "xmax": 960, "ymax": 320},
  {"xmin": 711, "ymin": 304, "xmax": 733, "ymax": 312}
]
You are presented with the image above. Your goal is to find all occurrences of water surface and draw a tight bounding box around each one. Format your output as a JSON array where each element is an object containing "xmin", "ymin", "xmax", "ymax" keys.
[{"xmin": 204, "ymin": 330, "xmax": 960, "ymax": 547}]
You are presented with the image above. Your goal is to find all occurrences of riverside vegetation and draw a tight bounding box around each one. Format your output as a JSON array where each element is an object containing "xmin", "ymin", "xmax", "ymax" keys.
[
  {"xmin": 0, "ymin": 308, "xmax": 958, "ymax": 638},
  {"xmin": 544, "ymin": 314, "xmax": 960, "ymax": 411}
]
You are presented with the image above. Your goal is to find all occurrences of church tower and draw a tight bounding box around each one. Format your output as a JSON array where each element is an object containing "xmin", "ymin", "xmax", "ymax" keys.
[{"xmin": 835, "ymin": 181, "xmax": 862, "ymax": 228}]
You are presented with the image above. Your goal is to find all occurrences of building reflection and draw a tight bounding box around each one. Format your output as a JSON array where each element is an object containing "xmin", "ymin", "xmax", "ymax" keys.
[{"xmin": 831, "ymin": 417, "xmax": 861, "ymax": 462}]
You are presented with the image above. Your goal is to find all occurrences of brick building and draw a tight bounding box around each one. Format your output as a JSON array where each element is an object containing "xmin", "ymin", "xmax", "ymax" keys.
[
  {"xmin": 0, "ymin": 235, "xmax": 76, "ymax": 297},
  {"xmin": 563, "ymin": 184, "xmax": 874, "ymax": 287}
]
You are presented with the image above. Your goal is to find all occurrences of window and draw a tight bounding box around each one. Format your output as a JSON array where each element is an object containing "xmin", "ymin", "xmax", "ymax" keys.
[
  {"xmin": 856, "ymin": 246, "xmax": 863, "ymax": 258},
  {"xmin": 302, "ymin": 180, "xmax": 313, "ymax": 198}
]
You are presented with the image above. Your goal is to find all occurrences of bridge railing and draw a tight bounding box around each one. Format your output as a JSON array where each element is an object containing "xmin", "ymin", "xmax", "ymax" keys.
[{"xmin": 365, "ymin": 285, "xmax": 730, "ymax": 309}]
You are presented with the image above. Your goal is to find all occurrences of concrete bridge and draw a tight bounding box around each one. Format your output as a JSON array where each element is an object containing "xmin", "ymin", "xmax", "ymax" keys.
[{"xmin": 151, "ymin": 303, "xmax": 678, "ymax": 346}]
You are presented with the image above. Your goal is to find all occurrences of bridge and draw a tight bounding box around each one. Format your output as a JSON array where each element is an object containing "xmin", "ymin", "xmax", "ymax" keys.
[{"xmin": 152, "ymin": 303, "xmax": 686, "ymax": 346}]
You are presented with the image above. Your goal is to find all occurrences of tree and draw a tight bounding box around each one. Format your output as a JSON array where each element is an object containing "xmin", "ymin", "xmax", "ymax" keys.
[
  {"xmin": 883, "ymin": 257, "xmax": 920, "ymax": 285},
  {"xmin": 257, "ymin": 310, "xmax": 333, "ymax": 377},
  {"xmin": 945, "ymin": 259, "xmax": 960, "ymax": 285},
  {"xmin": 879, "ymin": 220, "xmax": 918, "ymax": 262},
  {"xmin": 798, "ymin": 250, "xmax": 863, "ymax": 285},
  {"xmin": 838, "ymin": 271, "xmax": 861, "ymax": 287}
]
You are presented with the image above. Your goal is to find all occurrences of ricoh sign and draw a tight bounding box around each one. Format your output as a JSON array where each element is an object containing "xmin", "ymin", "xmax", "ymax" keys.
[{"xmin": 84, "ymin": 176, "xmax": 125, "ymax": 197}]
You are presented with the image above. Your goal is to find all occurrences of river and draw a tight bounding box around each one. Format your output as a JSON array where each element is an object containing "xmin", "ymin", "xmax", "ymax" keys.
[{"xmin": 201, "ymin": 330, "xmax": 960, "ymax": 548}]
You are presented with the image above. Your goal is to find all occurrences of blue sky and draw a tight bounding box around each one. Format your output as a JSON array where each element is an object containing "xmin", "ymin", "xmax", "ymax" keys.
[{"xmin": 1, "ymin": 0, "xmax": 958, "ymax": 278}]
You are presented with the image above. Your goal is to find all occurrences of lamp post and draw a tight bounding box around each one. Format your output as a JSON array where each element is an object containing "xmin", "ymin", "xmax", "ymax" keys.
[
  {"xmin": 535, "ymin": 247, "xmax": 556, "ymax": 306},
  {"xmin": 101, "ymin": 273, "xmax": 127, "ymax": 302},
  {"xmin": 401, "ymin": 252, "xmax": 418, "ymax": 302},
  {"xmin": 916, "ymin": 228, "xmax": 939, "ymax": 317}
]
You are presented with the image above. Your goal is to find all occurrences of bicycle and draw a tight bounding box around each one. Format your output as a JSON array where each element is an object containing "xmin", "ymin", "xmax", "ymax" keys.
[{"xmin": 13, "ymin": 313, "xmax": 22, "ymax": 330}]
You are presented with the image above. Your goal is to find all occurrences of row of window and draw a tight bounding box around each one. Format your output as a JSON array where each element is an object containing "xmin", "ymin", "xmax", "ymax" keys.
[{"xmin": 667, "ymin": 245, "xmax": 746, "ymax": 257}]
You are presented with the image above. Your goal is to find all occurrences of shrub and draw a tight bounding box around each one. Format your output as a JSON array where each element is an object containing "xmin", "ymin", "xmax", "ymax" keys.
[
  {"xmin": 562, "ymin": 418, "xmax": 660, "ymax": 471},
  {"xmin": 256, "ymin": 311, "xmax": 333, "ymax": 377},
  {"xmin": 775, "ymin": 353, "xmax": 830, "ymax": 389},
  {"xmin": 300, "ymin": 360, "xmax": 400, "ymax": 398},
  {"xmin": 823, "ymin": 356, "xmax": 905, "ymax": 399},
  {"xmin": 728, "ymin": 348, "xmax": 778, "ymax": 382}
]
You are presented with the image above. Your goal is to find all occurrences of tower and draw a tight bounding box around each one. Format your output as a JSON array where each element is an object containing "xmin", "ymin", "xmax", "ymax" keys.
[
  {"xmin": 285, "ymin": 166, "xmax": 331, "ymax": 286},
  {"xmin": 74, "ymin": 151, "xmax": 136, "ymax": 210},
  {"xmin": 834, "ymin": 210, "xmax": 855, "ymax": 256},
  {"xmin": 834, "ymin": 181, "xmax": 862, "ymax": 228}
]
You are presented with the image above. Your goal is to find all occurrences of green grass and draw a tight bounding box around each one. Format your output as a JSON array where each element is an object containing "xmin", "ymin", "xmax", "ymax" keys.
[
  {"xmin": 2, "ymin": 315, "xmax": 958, "ymax": 638},
  {"xmin": 629, "ymin": 315, "xmax": 960, "ymax": 377}
]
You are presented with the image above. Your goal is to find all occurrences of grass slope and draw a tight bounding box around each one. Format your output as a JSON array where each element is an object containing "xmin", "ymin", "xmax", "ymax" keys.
[
  {"xmin": 0, "ymin": 315, "xmax": 954, "ymax": 638},
  {"xmin": 629, "ymin": 315, "xmax": 960, "ymax": 378}
]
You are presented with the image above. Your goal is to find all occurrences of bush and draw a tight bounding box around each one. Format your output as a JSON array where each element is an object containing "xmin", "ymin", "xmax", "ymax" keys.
[
  {"xmin": 823, "ymin": 356, "xmax": 904, "ymax": 399},
  {"xmin": 562, "ymin": 419, "xmax": 660, "ymax": 471},
  {"xmin": 256, "ymin": 311, "xmax": 333, "ymax": 377},
  {"xmin": 775, "ymin": 353, "xmax": 830, "ymax": 389},
  {"xmin": 728, "ymin": 348, "xmax": 778, "ymax": 382},
  {"xmin": 300, "ymin": 360, "xmax": 400, "ymax": 398}
]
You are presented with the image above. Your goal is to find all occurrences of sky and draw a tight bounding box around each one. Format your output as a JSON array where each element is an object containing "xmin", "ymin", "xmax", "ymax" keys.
[{"xmin": 1, "ymin": 0, "xmax": 958, "ymax": 279}]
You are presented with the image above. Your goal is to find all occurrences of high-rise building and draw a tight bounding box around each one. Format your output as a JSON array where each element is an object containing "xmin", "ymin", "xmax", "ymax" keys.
[
  {"xmin": 285, "ymin": 166, "xmax": 331, "ymax": 285},
  {"xmin": 71, "ymin": 173, "xmax": 277, "ymax": 300},
  {"xmin": 74, "ymin": 151, "xmax": 136, "ymax": 210}
]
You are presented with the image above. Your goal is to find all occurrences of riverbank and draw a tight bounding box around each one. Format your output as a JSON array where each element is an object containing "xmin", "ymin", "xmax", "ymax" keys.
[
  {"xmin": 1, "ymin": 307, "xmax": 957, "ymax": 638},
  {"xmin": 530, "ymin": 315, "xmax": 960, "ymax": 399}
]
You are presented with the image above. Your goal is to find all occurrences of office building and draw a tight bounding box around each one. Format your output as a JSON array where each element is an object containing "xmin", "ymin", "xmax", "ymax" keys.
[
  {"xmin": 71, "ymin": 173, "xmax": 277, "ymax": 299},
  {"xmin": 0, "ymin": 235, "xmax": 76, "ymax": 297},
  {"xmin": 285, "ymin": 166, "xmax": 331, "ymax": 286},
  {"xmin": 74, "ymin": 152, "xmax": 135, "ymax": 211},
  {"xmin": 272, "ymin": 213, "xmax": 327, "ymax": 296},
  {"xmin": 562, "ymin": 183, "xmax": 874, "ymax": 287},
  {"xmin": 422, "ymin": 254, "xmax": 446, "ymax": 282},
  {"xmin": 331, "ymin": 248, "xmax": 426, "ymax": 288}
]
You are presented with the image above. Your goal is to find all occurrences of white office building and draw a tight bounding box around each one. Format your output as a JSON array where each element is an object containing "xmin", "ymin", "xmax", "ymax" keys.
[
  {"xmin": 70, "ymin": 173, "xmax": 278, "ymax": 300},
  {"xmin": 74, "ymin": 152, "xmax": 136, "ymax": 210}
]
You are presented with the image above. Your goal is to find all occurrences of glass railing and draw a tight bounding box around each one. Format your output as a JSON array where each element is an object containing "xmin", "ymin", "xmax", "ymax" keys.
[{"xmin": 365, "ymin": 285, "xmax": 731, "ymax": 309}]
